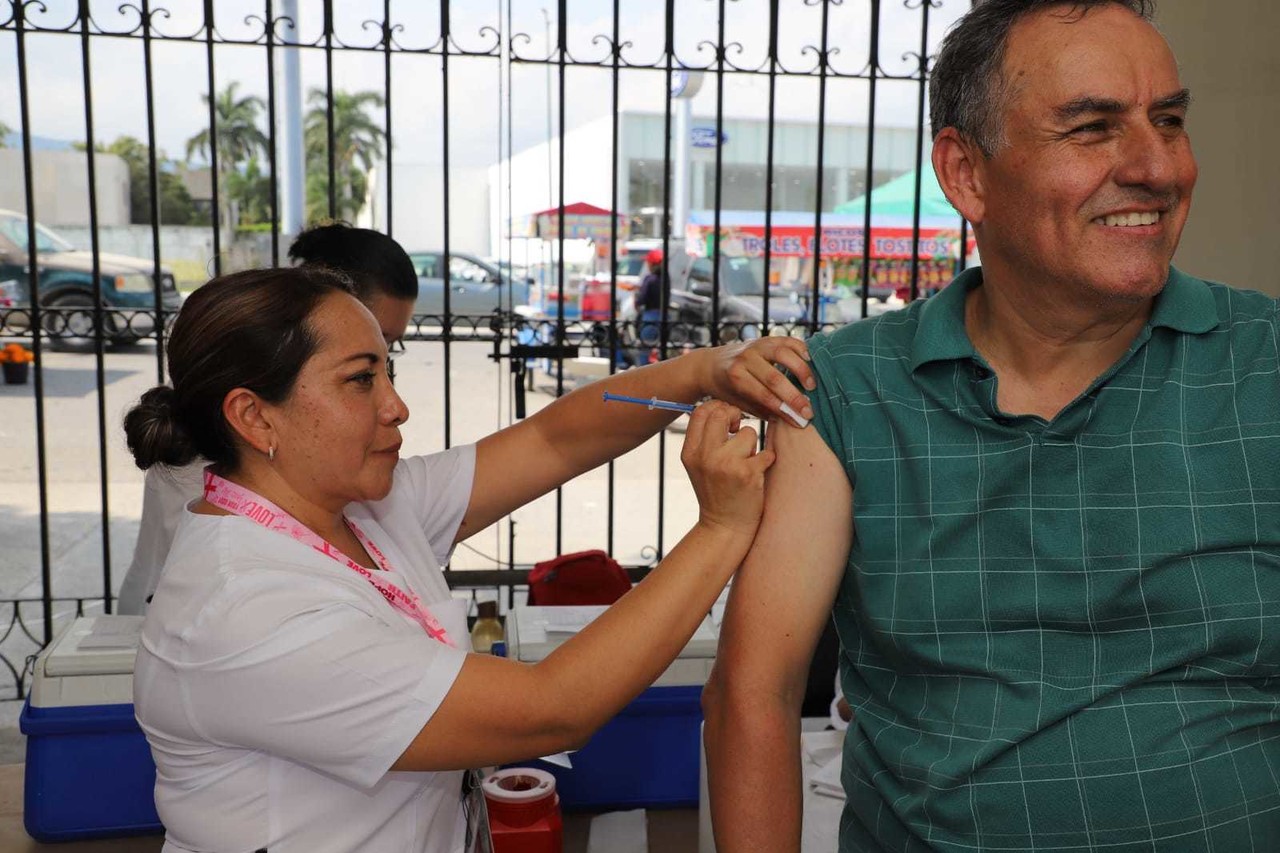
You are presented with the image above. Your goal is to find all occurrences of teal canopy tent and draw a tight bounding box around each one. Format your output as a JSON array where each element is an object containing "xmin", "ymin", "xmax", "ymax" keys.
[{"xmin": 834, "ymin": 167, "xmax": 959, "ymax": 220}]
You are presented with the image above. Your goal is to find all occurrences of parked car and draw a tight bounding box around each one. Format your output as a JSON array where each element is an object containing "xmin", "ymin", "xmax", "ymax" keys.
[
  {"xmin": 485, "ymin": 257, "xmax": 532, "ymax": 284},
  {"xmin": 680, "ymin": 255, "xmax": 809, "ymax": 341},
  {"xmin": 0, "ymin": 209, "xmax": 182, "ymax": 351},
  {"xmin": 602, "ymin": 253, "xmax": 809, "ymax": 364},
  {"xmin": 407, "ymin": 251, "xmax": 532, "ymax": 317}
]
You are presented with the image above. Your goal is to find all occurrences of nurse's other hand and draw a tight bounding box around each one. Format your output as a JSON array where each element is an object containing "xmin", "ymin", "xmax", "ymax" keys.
[
  {"xmin": 681, "ymin": 401, "xmax": 775, "ymax": 539},
  {"xmin": 699, "ymin": 337, "xmax": 815, "ymax": 428}
]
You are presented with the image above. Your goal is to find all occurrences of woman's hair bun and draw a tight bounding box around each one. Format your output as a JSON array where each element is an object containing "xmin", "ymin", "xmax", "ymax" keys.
[{"xmin": 123, "ymin": 385, "xmax": 198, "ymax": 470}]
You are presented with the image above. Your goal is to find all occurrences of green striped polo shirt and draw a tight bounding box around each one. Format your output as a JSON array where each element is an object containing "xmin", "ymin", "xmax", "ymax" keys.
[{"xmin": 805, "ymin": 267, "xmax": 1280, "ymax": 852}]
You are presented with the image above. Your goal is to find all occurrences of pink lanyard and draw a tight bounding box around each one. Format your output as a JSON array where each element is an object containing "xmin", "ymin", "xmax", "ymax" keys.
[{"xmin": 203, "ymin": 471, "xmax": 455, "ymax": 647}]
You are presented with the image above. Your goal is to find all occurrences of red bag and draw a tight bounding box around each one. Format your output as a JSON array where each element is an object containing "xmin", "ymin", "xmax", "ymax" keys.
[{"xmin": 527, "ymin": 550, "xmax": 632, "ymax": 606}]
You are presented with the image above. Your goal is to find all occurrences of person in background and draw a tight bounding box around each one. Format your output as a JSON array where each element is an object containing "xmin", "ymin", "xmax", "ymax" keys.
[
  {"xmin": 123, "ymin": 265, "xmax": 804, "ymax": 852},
  {"xmin": 117, "ymin": 222, "xmax": 418, "ymax": 614},
  {"xmin": 634, "ymin": 247, "xmax": 670, "ymax": 360},
  {"xmin": 706, "ymin": 1, "xmax": 1280, "ymax": 850}
]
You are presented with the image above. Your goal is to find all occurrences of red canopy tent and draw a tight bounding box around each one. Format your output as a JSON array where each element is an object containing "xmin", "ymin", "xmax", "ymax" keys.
[{"xmin": 528, "ymin": 202, "xmax": 629, "ymax": 245}]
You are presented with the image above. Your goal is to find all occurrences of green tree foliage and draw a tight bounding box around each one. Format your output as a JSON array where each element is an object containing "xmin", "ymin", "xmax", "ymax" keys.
[
  {"xmin": 76, "ymin": 136, "xmax": 203, "ymax": 226},
  {"xmin": 0, "ymin": 119, "xmax": 12, "ymax": 149},
  {"xmin": 185, "ymin": 82, "xmax": 268, "ymax": 229},
  {"xmin": 303, "ymin": 88, "xmax": 385, "ymax": 223},
  {"xmin": 226, "ymin": 156, "xmax": 273, "ymax": 227}
]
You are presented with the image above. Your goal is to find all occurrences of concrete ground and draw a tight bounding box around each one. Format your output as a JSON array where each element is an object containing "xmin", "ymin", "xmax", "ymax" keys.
[{"xmin": 0, "ymin": 337, "xmax": 709, "ymax": 759}]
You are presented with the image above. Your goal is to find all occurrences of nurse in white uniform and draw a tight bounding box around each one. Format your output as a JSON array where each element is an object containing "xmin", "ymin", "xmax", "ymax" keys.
[
  {"xmin": 123, "ymin": 265, "xmax": 813, "ymax": 853},
  {"xmin": 117, "ymin": 221, "xmax": 422, "ymax": 615}
]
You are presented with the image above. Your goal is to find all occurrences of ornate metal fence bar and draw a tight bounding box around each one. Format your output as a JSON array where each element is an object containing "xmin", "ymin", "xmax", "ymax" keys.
[{"xmin": 0, "ymin": 0, "xmax": 968, "ymax": 699}]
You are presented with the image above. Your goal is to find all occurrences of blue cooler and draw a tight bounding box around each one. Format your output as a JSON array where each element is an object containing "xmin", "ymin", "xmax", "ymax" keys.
[
  {"xmin": 504, "ymin": 604, "xmax": 717, "ymax": 810},
  {"xmin": 19, "ymin": 615, "xmax": 162, "ymax": 842}
]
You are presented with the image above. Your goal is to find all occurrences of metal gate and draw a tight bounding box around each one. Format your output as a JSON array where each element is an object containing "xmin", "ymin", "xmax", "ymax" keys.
[{"xmin": 0, "ymin": 0, "xmax": 970, "ymax": 699}]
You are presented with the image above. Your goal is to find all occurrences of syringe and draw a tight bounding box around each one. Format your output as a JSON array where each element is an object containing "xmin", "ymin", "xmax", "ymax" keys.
[{"xmin": 602, "ymin": 391, "xmax": 809, "ymax": 428}]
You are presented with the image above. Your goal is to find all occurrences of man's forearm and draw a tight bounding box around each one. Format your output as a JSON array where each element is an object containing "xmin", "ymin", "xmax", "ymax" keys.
[
  {"xmin": 705, "ymin": 694, "xmax": 804, "ymax": 853},
  {"xmin": 702, "ymin": 422, "xmax": 852, "ymax": 851}
]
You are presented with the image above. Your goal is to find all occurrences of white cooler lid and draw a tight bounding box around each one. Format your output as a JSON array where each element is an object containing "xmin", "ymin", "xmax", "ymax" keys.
[
  {"xmin": 28, "ymin": 615, "xmax": 144, "ymax": 708},
  {"xmin": 43, "ymin": 615, "xmax": 144, "ymax": 676},
  {"xmin": 506, "ymin": 604, "xmax": 718, "ymax": 662}
]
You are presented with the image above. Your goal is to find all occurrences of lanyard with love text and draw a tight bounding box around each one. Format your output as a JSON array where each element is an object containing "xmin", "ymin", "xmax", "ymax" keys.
[{"xmin": 203, "ymin": 471, "xmax": 455, "ymax": 647}]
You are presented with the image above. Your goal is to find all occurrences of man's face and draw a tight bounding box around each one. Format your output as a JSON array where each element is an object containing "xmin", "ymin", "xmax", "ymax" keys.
[{"xmin": 974, "ymin": 4, "xmax": 1197, "ymax": 304}]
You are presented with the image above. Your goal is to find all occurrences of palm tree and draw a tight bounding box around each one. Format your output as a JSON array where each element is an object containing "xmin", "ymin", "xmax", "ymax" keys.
[
  {"xmin": 225, "ymin": 156, "xmax": 272, "ymax": 226},
  {"xmin": 185, "ymin": 82, "xmax": 268, "ymax": 231},
  {"xmin": 304, "ymin": 88, "xmax": 386, "ymax": 223}
]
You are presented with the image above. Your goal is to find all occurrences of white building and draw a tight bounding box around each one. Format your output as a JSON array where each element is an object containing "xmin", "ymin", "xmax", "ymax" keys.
[
  {"xmin": 0, "ymin": 148, "xmax": 130, "ymax": 227},
  {"xmin": 487, "ymin": 111, "xmax": 925, "ymax": 257},
  {"xmin": 360, "ymin": 162, "xmax": 491, "ymax": 258}
]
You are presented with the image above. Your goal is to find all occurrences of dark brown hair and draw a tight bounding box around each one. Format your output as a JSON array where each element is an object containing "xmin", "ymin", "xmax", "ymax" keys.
[
  {"xmin": 123, "ymin": 266, "xmax": 355, "ymax": 471},
  {"xmin": 288, "ymin": 221, "xmax": 418, "ymax": 302},
  {"xmin": 929, "ymin": 1, "xmax": 1157, "ymax": 156}
]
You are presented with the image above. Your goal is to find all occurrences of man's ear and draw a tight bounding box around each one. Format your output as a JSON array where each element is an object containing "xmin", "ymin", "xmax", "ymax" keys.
[
  {"xmin": 222, "ymin": 388, "xmax": 275, "ymax": 457},
  {"xmin": 932, "ymin": 129, "xmax": 987, "ymax": 225}
]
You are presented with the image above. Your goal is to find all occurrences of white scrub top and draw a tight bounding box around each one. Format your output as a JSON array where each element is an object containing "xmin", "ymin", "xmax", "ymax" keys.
[
  {"xmin": 135, "ymin": 446, "xmax": 478, "ymax": 853},
  {"xmin": 118, "ymin": 459, "xmax": 206, "ymax": 614}
]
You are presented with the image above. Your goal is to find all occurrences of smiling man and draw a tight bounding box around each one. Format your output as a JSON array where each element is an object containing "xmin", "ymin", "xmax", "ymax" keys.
[{"xmin": 705, "ymin": 2, "xmax": 1280, "ymax": 851}]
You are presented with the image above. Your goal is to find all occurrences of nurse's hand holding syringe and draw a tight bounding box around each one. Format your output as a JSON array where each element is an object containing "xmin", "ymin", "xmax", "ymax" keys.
[{"xmin": 394, "ymin": 400, "xmax": 775, "ymax": 772}]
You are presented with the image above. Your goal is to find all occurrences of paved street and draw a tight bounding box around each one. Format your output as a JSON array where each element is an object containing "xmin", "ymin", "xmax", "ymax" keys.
[{"xmin": 0, "ymin": 338, "xmax": 705, "ymax": 602}]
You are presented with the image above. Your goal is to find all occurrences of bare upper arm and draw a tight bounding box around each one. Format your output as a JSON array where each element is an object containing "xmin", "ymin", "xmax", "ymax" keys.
[{"xmin": 713, "ymin": 420, "xmax": 852, "ymax": 704}]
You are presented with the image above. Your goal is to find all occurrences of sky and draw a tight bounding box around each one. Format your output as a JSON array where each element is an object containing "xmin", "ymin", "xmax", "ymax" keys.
[{"xmin": 0, "ymin": 0, "xmax": 970, "ymax": 170}]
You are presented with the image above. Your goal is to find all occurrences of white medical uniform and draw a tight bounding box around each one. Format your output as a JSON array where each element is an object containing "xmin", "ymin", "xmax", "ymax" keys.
[
  {"xmin": 118, "ymin": 460, "xmax": 206, "ymax": 614},
  {"xmin": 134, "ymin": 446, "xmax": 477, "ymax": 853}
]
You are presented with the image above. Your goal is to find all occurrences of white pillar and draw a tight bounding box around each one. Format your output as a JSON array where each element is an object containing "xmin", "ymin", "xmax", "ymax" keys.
[
  {"xmin": 673, "ymin": 99, "xmax": 690, "ymax": 237},
  {"xmin": 670, "ymin": 70, "xmax": 703, "ymax": 243},
  {"xmin": 692, "ymin": 160, "xmax": 707, "ymax": 211},
  {"xmin": 280, "ymin": 0, "xmax": 305, "ymax": 250}
]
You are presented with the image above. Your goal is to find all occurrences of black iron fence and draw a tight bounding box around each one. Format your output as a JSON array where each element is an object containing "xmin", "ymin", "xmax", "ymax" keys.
[{"xmin": 0, "ymin": 0, "xmax": 969, "ymax": 700}]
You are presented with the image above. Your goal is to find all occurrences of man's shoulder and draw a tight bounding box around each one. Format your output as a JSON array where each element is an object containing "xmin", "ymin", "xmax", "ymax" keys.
[
  {"xmin": 1200, "ymin": 278, "xmax": 1280, "ymax": 325},
  {"xmin": 811, "ymin": 301, "xmax": 925, "ymax": 359},
  {"xmin": 1148, "ymin": 270, "xmax": 1278, "ymax": 345}
]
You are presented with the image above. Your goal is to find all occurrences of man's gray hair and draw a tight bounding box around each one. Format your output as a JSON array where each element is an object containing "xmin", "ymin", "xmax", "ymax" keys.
[{"xmin": 929, "ymin": 0, "xmax": 1157, "ymax": 157}]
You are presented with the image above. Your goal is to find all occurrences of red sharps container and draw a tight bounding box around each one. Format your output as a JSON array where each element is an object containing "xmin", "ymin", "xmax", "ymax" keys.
[{"xmin": 482, "ymin": 767, "xmax": 563, "ymax": 853}]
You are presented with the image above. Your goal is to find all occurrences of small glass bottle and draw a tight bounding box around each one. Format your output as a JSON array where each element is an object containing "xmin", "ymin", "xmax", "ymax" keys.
[{"xmin": 470, "ymin": 601, "xmax": 505, "ymax": 654}]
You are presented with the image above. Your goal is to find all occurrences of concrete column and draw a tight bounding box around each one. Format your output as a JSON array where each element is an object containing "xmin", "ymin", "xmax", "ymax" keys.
[
  {"xmin": 691, "ymin": 160, "xmax": 707, "ymax": 212},
  {"xmin": 1158, "ymin": 0, "xmax": 1280, "ymax": 295}
]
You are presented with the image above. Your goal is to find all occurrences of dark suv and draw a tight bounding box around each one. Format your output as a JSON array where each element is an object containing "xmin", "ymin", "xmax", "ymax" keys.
[
  {"xmin": 0, "ymin": 210, "xmax": 182, "ymax": 351},
  {"xmin": 678, "ymin": 255, "xmax": 809, "ymax": 342},
  {"xmin": 610, "ymin": 253, "xmax": 810, "ymax": 361}
]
